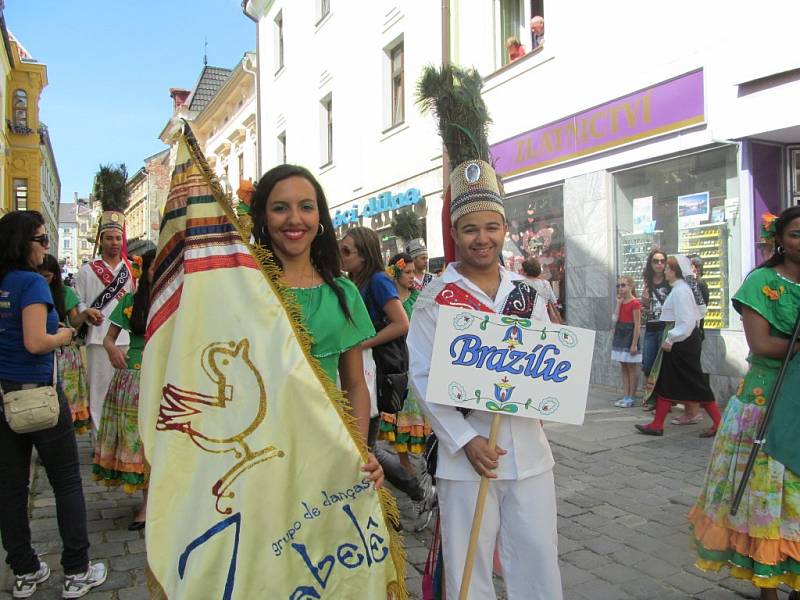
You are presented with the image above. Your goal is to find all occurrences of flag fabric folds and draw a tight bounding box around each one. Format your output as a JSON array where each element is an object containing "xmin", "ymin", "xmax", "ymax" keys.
[{"xmin": 139, "ymin": 123, "xmax": 406, "ymax": 599}]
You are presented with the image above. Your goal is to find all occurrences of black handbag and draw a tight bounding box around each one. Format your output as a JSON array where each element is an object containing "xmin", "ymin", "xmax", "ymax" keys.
[{"xmin": 365, "ymin": 277, "xmax": 409, "ymax": 414}]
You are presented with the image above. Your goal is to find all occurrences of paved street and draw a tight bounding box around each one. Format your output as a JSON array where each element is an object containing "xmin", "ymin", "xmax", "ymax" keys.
[{"xmin": 2, "ymin": 388, "xmax": 796, "ymax": 599}]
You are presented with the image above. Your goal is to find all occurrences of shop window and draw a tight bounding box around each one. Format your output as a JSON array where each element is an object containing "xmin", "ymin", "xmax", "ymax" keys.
[
  {"xmin": 614, "ymin": 146, "xmax": 740, "ymax": 330},
  {"xmin": 791, "ymin": 147, "xmax": 800, "ymax": 205},
  {"xmin": 274, "ymin": 11, "xmax": 284, "ymax": 73},
  {"xmin": 13, "ymin": 89, "xmax": 27, "ymax": 128},
  {"xmin": 13, "ymin": 178, "xmax": 28, "ymax": 210},
  {"xmin": 389, "ymin": 42, "xmax": 404, "ymax": 127},
  {"xmin": 320, "ymin": 94, "xmax": 333, "ymax": 167},
  {"xmin": 503, "ymin": 185, "xmax": 566, "ymax": 319},
  {"xmin": 277, "ymin": 131, "xmax": 286, "ymax": 164}
]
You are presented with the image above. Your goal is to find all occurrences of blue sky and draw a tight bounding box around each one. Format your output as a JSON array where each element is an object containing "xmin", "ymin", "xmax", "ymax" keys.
[{"xmin": 6, "ymin": 0, "xmax": 253, "ymax": 203}]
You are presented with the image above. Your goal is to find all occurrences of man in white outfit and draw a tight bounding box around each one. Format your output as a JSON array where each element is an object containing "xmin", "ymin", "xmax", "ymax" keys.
[
  {"xmin": 76, "ymin": 211, "xmax": 133, "ymax": 432},
  {"xmin": 407, "ymin": 158, "xmax": 563, "ymax": 599}
]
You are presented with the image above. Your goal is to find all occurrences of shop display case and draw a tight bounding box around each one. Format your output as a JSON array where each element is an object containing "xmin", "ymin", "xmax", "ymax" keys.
[
  {"xmin": 620, "ymin": 231, "xmax": 664, "ymax": 299},
  {"xmin": 678, "ymin": 222, "xmax": 728, "ymax": 330}
]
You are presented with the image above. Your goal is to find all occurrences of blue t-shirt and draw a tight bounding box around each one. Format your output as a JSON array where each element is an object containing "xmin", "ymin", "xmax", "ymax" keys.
[
  {"xmin": 0, "ymin": 270, "xmax": 59, "ymax": 383},
  {"xmin": 362, "ymin": 271, "xmax": 399, "ymax": 323}
]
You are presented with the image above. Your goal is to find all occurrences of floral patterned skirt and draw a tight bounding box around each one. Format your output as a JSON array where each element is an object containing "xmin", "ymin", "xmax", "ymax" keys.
[
  {"xmin": 378, "ymin": 392, "xmax": 431, "ymax": 454},
  {"xmin": 689, "ymin": 376, "xmax": 800, "ymax": 590},
  {"xmin": 92, "ymin": 368, "xmax": 147, "ymax": 493},
  {"xmin": 57, "ymin": 343, "xmax": 91, "ymax": 434}
]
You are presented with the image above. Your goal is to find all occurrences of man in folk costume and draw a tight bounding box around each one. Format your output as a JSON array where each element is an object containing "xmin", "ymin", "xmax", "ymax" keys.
[
  {"xmin": 406, "ymin": 237, "xmax": 435, "ymax": 290},
  {"xmin": 76, "ymin": 165, "xmax": 134, "ymax": 431},
  {"xmin": 409, "ymin": 65, "xmax": 563, "ymax": 599}
]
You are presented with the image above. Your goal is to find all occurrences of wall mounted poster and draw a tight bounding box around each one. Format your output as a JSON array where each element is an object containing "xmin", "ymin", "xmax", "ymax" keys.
[
  {"xmin": 426, "ymin": 306, "xmax": 595, "ymax": 425},
  {"xmin": 632, "ymin": 196, "xmax": 653, "ymax": 234},
  {"xmin": 678, "ymin": 191, "xmax": 710, "ymax": 226}
]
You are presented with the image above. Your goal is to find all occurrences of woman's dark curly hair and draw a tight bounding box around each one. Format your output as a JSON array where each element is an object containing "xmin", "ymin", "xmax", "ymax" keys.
[
  {"xmin": 0, "ymin": 210, "xmax": 46, "ymax": 282},
  {"xmin": 642, "ymin": 247, "xmax": 668, "ymax": 288},
  {"xmin": 38, "ymin": 254, "xmax": 67, "ymax": 321},
  {"xmin": 761, "ymin": 206, "xmax": 800, "ymax": 268},
  {"xmin": 250, "ymin": 164, "xmax": 351, "ymax": 320},
  {"xmin": 130, "ymin": 250, "xmax": 156, "ymax": 336}
]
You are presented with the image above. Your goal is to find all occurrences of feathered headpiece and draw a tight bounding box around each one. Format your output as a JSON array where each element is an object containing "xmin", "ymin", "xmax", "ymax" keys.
[
  {"xmin": 416, "ymin": 64, "xmax": 503, "ymax": 225},
  {"xmin": 93, "ymin": 163, "xmax": 129, "ymax": 234}
]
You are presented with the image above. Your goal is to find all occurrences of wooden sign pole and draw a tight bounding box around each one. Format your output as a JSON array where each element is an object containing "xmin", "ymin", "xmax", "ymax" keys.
[{"xmin": 458, "ymin": 413, "xmax": 502, "ymax": 600}]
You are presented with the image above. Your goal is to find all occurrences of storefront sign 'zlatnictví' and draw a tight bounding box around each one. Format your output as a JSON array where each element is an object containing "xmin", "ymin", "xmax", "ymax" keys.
[{"xmin": 491, "ymin": 69, "xmax": 705, "ymax": 178}]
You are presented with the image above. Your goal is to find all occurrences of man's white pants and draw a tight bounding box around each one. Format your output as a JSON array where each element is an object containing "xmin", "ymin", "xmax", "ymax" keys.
[
  {"xmin": 85, "ymin": 344, "xmax": 124, "ymax": 431},
  {"xmin": 438, "ymin": 470, "xmax": 563, "ymax": 600}
]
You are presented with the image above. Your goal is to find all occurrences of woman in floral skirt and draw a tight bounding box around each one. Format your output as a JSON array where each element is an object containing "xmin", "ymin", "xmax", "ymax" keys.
[
  {"xmin": 93, "ymin": 250, "xmax": 154, "ymax": 531},
  {"xmin": 689, "ymin": 206, "xmax": 800, "ymax": 600}
]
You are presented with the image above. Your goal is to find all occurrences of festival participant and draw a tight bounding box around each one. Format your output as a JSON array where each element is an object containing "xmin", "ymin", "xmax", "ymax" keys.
[
  {"xmin": 635, "ymin": 255, "xmax": 721, "ymax": 437},
  {"xmin": 0, "ymin": 210, "xmax": 107, "ymax": 599},
  {"xmin": 76, "ymin": 166, "xmax": 133, "ymax": 432},
  {"xmin": 690, "ymin": 207, "xmax": 800, "ymax": 600},
  {"xmin": 38, "ymin": 254, "xmax": 99, "ymax": 434},
  {"xmin": 378, "ymin": 252, "xmax": 435, "ymax": 531},
  {"xmin": 93, "ymin": 250, "xmax": 155, "ymax": 531},
  {"xmin": 406, "ymin": 238, "xmax": 434, "ymax": 290},
  {"xmin": 249, "ymin": 164, "xmax": 383, "ymax": 486}
]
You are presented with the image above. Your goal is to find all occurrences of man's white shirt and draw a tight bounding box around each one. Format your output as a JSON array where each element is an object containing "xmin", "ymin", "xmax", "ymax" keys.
[
  {"xmin": 75, "ymin": 259, "xmax": 132, "ymax": 346},
  {"xmin": 408, "ymin": 262, "xmax": 555, "ymax": 481}
]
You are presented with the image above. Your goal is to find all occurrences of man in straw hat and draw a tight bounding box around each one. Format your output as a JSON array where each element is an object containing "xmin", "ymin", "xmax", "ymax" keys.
[
  {"xmin": 406, "ymin": 237, "xmax": 435, "ymax": 290},
  {"xmin": 76, "ymin": 165, "xmax": 134, "ymax": 432},
  {"xmin": 409, "ymin": 65, "xmax": 562, "ymax": 599}
]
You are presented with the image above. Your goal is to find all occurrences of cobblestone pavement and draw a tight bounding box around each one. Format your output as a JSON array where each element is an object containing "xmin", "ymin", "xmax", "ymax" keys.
[{"xmin": 2, "ymin": 388, "xmax": 796, "ymax": 599}]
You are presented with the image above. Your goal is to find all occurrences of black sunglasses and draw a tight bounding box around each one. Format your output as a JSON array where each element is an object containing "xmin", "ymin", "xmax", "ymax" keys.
[
  {"xmin": 340, "ymin": 246, "xmax": 357, "ymax": 257},
  {"xmin": 651, "ymin": 258, "xmax": 666, "ymax": 264},
  {"xmin": 31, "ymin": 234, "xmax": 50, "ymax": 246}
]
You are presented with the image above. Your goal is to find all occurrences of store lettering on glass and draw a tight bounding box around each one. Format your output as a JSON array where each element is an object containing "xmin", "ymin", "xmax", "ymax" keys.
[
  {"xmin": 513, "ymin": 91, "xmax": 653, "ymax": 169},
  {"xmin": 333, "ymin": 187, "xmax": 421, "ymax": 228}
]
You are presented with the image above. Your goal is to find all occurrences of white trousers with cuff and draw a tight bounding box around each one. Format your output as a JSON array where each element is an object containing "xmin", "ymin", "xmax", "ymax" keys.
[{"xmin": 438, "ymin": 470, "xmax": 563, "ymax": 600}]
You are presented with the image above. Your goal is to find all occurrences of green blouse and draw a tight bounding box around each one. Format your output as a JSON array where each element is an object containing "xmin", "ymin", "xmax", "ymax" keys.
[
  {"xmin": 402, "ymin": 288, "xmax": 420, "ymax": 320},
  {"xmin": 64, "ymin": 286, "xmax": 80, "ymax": 313},
  {"xmin": 289, "ymin": 277, "xmax": 375, "ymax": 384},
  {"xmin": 109, "ymin": 293, "xmax": 145, "ymax": 370}
]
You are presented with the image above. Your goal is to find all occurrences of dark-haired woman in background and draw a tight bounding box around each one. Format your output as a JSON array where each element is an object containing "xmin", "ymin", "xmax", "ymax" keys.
[
  {"xmin": 250, "ymin": 164, "xmax": 383, "ymax": 488},
  {"xmin": 640, "ymin": 248, "xmax": 670, "ymax": 408},
  {"xmin": 38, "ymin": 254, "xmax": 100, "ymax": 435},
  {"xmin": 0, "ymin": 210, "xmax": 106, "ymax": 598},
  {"xmin": 93, "ymin": 250, "xmax": 155, "ymax": 531},
  {"xmin": 690, "ymin": 207, "xmax": 800, "ymax": 600}
]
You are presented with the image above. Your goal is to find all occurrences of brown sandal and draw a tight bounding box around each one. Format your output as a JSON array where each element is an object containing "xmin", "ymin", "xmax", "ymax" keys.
[{"xmin": 699, "ymin": 428, "xmax": 717, "ymax": 438}]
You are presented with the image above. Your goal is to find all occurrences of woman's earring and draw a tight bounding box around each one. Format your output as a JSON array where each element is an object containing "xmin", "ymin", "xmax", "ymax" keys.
[
  {"xmin": 777, "ymin": 244, "xmax": 785, "ymax": 255},
  {"xmin": 318, "ymin": 224, "xmax": 325, "ymax": 237}
]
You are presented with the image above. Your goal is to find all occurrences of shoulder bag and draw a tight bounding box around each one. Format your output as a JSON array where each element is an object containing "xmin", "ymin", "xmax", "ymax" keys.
[{"xmin": 0, "ymin": 355, "xmax": 59, "ymax": 434}]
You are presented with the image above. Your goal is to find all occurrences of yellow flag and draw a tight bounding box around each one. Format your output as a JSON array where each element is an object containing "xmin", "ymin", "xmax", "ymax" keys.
[{"xmin": 140, "ymin": 124, "xmax": 406, "ymax": 599}]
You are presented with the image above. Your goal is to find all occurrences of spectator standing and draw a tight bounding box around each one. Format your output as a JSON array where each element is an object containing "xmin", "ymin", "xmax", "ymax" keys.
[
  {"xmin": 0, "ymin": 210, "xmax": 106, "ymax": 599},
  {"xmin": 406, "ymin": 238, "xmax": 435, "ymax": 290},
  {"xmin": 641, "ymin": 248, "xmax": 670, "ymax": 406},
  {"xmin": 611, "ymin": 276, "xmax": 642, "ymax": 408},
  {"xmin": 521, "ymin": 256, "xmax": 562, "ymax": 323},
  {"xmin": 530, "ymin": 15, "xmax": 545, "ymax": 49}
]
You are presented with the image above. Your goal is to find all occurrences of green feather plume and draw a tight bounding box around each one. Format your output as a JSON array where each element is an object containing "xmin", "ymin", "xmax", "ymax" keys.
[
  {"xmin": 416, "ymin": 64, "xmax": 492, "ymax": 170},
  {"xmin": 93, "ymin": 163, "xmax": 130, "ymax": 212}
]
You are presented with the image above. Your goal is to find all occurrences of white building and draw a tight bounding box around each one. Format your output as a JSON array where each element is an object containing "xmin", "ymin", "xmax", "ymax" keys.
[
  {"xmin": 57, "ymin": 202, "xmax": 77, "ymax": 272},
  {"xmin": 243, "ymin": 1, "xmax": 800, "ymax": 396}
]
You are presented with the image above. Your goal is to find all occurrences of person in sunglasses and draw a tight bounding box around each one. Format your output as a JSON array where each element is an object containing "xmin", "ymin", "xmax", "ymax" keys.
[
  {"xmin": 0, "ymin": 210, "xmax": 107, "ymax": 598},
  {"xmin": 640, "ymin": 248, "xmax": 670, "ymax": 406}
]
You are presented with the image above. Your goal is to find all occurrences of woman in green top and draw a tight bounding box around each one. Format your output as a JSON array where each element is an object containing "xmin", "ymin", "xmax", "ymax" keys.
[
  {"xmin": 689, "ymin": 206, "xmax": 800, "ymax": 600},
  {"xmin": 93, "ymin": 249, "xmax": 155, "ymax": 531},
  {"xmin": 250, "ymin": 164, "xmax": 383, "ymax": 488},
  {"xmin": 38, "ymin": 254, "xmax": 101, "ymax": 434}
]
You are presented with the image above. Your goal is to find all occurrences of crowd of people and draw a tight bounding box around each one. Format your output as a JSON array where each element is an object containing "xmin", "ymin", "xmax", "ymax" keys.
[{"xmin": 2, "ymin": 183, "xmax": 800, "ymax": 599}]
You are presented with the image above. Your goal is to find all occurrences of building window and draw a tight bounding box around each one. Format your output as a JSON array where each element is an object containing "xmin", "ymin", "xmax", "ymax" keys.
[
  {"xmin": 238, "ymin": 153, "xmax": 244, "ymax": 183},
  {"xmin": 277, "ymin": 131, "xmax": 287, "ymax": 164},
  {"xmin": 63, "ymin": 238, "xmax": 71, "ymax": 250},
  {"xmin": 614, "ymin": 146, "xmax": 740, "ymax": 330},
  {"xmin": 390, "ymin": 43, "xmax": 404, "ymax": 127},
  {"xmin": 13, "ymin": 179, "xmax": 28, "ymax": 210},
  {"xmin": 274, "ymin": 11, "xmax": 284, "ymax": 73},
  {"xmin": 13, "ymin": 89, "xmax": 28, "ymax": 128},
  {"xmin": 499, "ymin": 0, "xmax": 524, "ymax": 66},
  {"xmin": 317, "ymin": 0, "xmax": 330, "ymax": 23},
  {"xmin": 320, "ymin": 95, "xmax": 333, "ymax": 166}
]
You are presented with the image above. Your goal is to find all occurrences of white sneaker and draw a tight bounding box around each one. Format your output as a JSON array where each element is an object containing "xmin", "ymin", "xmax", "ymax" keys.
[
  {"xmin": 61, "ymin": 562, "xmax": 107, "ymax": 599},
  {"xmin": 13, "ymin": 559, "xmax": 50, "ymax": 599},
  {"xmin": 412, "ymin": 472, "xmax": 437, "ymax": 532}
]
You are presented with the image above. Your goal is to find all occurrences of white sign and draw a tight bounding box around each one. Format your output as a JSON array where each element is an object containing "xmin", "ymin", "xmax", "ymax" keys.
[
  {"xmin": 427, "ymin": 306, "xmax": 595, "ymax": 425},
  {"xmin": 632, "ymin": 196, "xmax": 653, "ymax": 234}
]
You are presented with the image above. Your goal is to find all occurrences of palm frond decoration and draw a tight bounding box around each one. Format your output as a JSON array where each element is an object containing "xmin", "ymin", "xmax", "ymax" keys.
[
  {"xmin": 93, "ymin": 163, "xmax": 130, "ymax": 212},
  {"xmin": 391, "ymin": 210, "xmax": 423, "ymax": 242},
  {"xmin": 416, "ymin": 64, "xmax": 492, "ymax": 170}
]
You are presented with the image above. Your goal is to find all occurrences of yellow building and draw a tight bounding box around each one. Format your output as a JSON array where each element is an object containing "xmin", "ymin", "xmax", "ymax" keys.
[{"xmin": 2, "ymin": 29, "xmax": 57, "ymax": 239}]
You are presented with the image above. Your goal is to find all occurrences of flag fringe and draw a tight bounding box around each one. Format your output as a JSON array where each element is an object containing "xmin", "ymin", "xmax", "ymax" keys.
[{"xmin": 157, "ymin": 125, "xmax": 408, "ymax": 600}]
